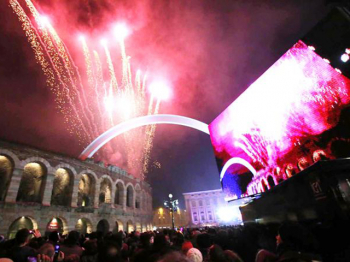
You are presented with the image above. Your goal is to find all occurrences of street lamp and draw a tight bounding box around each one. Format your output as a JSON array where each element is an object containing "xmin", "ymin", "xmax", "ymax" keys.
[{"xmin": 163, "ymin": 193, "xmax": 179, "ymax": 230}]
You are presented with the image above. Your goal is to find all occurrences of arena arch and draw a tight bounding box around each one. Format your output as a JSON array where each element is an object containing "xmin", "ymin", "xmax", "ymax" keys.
[
  {"xmin": 77, "ymin": 173, "xmax": 96, "ymax": 207},
  {"xmin": 7, "ymin": 216, "xmax": 38, "ymax": 239},
  {"xmin": 45, "ymin": 216, "xmax": 69, "ymax": 235},
  {"xmin": 0, "ymin": 154, "xmax": 14, "ymax": 201},
  {"xmin": 75, "ymin": 218, "xmax": 93, "ymax": 235},
  {"xmin": 16, "ymin": 161, "xmax": 47, "ymax": 203},
  {"xmin": 51, "ymin": 167, "xmax": 74, "ymax": 206},
  {"xmin": 21, "ymin": 157, "xmax": 52, "ymax": 173},
  {"xmin": 126, "ymin": 184, "xmax": 134, "ymax": 208},
  {"xmin": 126, "ymin": 220, "xmax": 134, "ymax": 233},
  {"xmin": 135, "ymin": 222, "xmax": 141, "ymax": 232},
  {"xmin": 0, "ymin": 149, "xmax": 21, "ymax": 167},
  {"xmin": 114, "ymin": 180, "xmax": 125, "ymax": 206},
  {"xmin": 99, "ymin": 176, "xmax": 113, "ymax": 204},
  {"xmin": 114, "ymin": 219, "xmax": 124, "ymax": 232},
  {"xmin": 135, "ymin": 184, "xmax": 141, "ymax": 209},
  {"xmin": 96, "ymin": 219, "xmax": 110, "ymax": 235}
]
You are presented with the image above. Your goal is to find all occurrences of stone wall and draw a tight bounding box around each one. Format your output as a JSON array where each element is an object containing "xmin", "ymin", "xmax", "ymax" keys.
[{"xmin": 0, "ymin": 140, "xmax": 153, "ymax": 237}]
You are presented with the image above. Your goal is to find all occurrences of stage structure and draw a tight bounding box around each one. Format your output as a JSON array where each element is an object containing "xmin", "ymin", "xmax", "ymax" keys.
[{"xmin": 209, "ymin": 40, "xmax": 350, "ymax": 201}]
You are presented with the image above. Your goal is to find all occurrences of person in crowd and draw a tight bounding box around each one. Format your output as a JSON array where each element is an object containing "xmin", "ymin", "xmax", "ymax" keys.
[
  {"xmin": 186, "ymin": 248, "xmax": 202, "ymax": 262},
  {"xmin": 223, "ymin": 250, "xmax": 243, "ymax": 262},
  {"xmin": 37, "ymin": 231, "xmax": 59, "ymax": 260},
  {"xmin": 182, "ymin": 242, "xmax": 193, "ymax": 255},
  {"xmin": 196, "ymin": 233, "xmax": 212, "ymax": 261},
  {"xmin": 81, "ymin": 239, "xmax": 98, "ymax": 262},
  {"xmin": 60, "ymin": 231, "xmax": 83, "ymax": 258}
]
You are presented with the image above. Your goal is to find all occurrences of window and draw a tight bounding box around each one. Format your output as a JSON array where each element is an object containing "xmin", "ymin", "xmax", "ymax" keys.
[
  {"xmin": 191, "ymin": 201, "xmax": 196, "ymax": 207},
  {"xmin": 206, "ymin": 199, "xmax": 210, "ymax": 206},
  {"xmin": 208, "ymin": 211, "xmax": 213, "ymax": 221},
  {"xmin": 193, "ymin": 212, "xmax": 198, "ymax": 222},
  {"xmin": 201, "ymin": 211, "xmax": 205, "ymax": 221},
  {"xmin": 199, "ymin": 200, "xmax": 203, "ymax": 207}
]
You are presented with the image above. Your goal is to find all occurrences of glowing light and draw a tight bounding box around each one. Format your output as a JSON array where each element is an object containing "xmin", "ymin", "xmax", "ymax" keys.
[
  {"xmin": 78, "ymin": 35, "xmax": 85, "ymax": 42},
  {"xmin": 217, "ymin": 207, "xmax": 241, "ymax": 222},
  {"xmin": 114, "ymin": 24, "xmax": 129, "ymax": 41},
  {"xmin": 38, "ymin": 15, "xmax": 50, "ymax": 27},
  {"xmin": 341, "ymin": 53, "xmax": 349, "ymax": 63},
  {"xmin": 323, "ymin": 58, "xmax": 330, "ymax": 64},
  {"xmin": 100, "ymin": 38, "xmax": 107, "ymax": 46},
  {"xmin": 346, "ymin": 48, "xmax": 350, "ymax": 54},
  {"xmin": 169, "ymin": 193, "xmax": 173, "ymax": 198},
  {"xmin": 80, "ymin": 114, "xmax": 210, "ymax": 159},
  {"xmin": 104, "ymin": 96, "xmax": 115, "ymax": 112},
  {"xmin": 308, "ymin": 46, "xmax": 315, "ymax": 51},
  {"xmin": 149, "ymin": 81, "xmax": 171, "ymax": 100},
  {"xmin": 335, "ymin": 68, "xmax": 342, "ymax": 74}
]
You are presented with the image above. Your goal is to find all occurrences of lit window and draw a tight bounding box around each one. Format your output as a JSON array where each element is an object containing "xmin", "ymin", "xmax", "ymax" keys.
[
  {"xmin": 199, "ymin": 200, "xmax": 203, "ymax": 206},
  {"xmin": 208, "ymin": 211, "xmax": 212, "ymax": 221},
  {"xmin": 191, "ymin": 201, "xmax": 196, "ymax": 207},
  {"xmin": 193, "ymin": 212, "xmax": 198, "ymax": 222}
]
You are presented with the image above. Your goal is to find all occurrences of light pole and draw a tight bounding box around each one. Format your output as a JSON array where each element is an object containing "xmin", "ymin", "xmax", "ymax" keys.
[{"xmin": 164, "ymin": 193, "xmax": 179, "ymax": 230}]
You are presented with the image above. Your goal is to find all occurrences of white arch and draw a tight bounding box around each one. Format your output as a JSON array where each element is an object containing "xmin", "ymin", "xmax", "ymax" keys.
[
  {"xmin": 80, "ymin": 114, "xmax": 209, "ymax": 159},
  {"xmin": 220, "ymin": 157, "xmax": 257, "ymax": 181}
]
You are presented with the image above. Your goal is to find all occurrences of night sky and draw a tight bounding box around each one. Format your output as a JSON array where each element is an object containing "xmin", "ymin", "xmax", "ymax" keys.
[{"xmin": 0, "ymin": 0, "xmax": 330, "ymax": 208}]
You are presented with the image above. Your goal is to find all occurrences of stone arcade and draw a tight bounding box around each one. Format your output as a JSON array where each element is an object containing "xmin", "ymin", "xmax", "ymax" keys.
[{"xmin": 0, "ymin": 141, "xmax": 153, "ymax": 238}]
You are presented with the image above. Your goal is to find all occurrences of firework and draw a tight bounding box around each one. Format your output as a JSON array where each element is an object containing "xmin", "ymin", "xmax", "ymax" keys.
[{"xmin": 10, "ymin": 0, "xmax": 169, "ymax": 179}]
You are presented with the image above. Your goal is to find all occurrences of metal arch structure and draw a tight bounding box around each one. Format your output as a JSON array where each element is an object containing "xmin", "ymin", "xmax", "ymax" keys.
[
  {"xmin": 220, "ymin": 157, "xmax": 257, "ymax": 181},
  {"xmin": 79, "ymin": 114, "xmax": 210, "ymax": 160}
]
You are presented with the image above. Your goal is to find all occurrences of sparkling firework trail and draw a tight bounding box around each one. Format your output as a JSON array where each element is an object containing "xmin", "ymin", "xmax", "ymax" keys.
[{"xmin": 11, "ymin": 0, "xmax": 164, "ymax": 178}]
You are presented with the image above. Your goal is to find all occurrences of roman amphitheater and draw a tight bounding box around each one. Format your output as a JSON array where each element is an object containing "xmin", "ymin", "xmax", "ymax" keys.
[{"xmin": 0, "ymin": 140, "xmax": 153, "ymax": 238}]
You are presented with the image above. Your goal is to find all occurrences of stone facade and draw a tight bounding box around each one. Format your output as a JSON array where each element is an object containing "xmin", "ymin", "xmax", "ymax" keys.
[
  {"xmin": 0, "ymin": 140, "xmax": 153, "ymax": 238},
  {"xmin": 183, "ymin": 189, "xmax": 242, "ymax": 227},
  {"xmin": 152, "ymin": 207, "xmax": 189, "ymax": 229}
]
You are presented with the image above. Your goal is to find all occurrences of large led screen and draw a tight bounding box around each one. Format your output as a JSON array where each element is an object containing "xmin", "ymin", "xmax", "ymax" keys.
[{"xmin": 209, "ymin": 41, "xmax": 350, "ymax": 201}]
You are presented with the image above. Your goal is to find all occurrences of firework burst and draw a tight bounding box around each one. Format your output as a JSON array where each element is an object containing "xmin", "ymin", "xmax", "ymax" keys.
[{"xmin": 10, "ymin": 0, "xmax": 169, "ymax": 179}]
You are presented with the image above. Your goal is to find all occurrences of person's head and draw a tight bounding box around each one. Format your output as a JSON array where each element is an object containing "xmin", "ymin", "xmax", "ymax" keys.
[
  {"xmin": 277, "ymin": 222, "xmax": 306, "ymax": 249},
  {"xmin": 48, "ymin": 231, "xmax": 59, "ymax": 243},
  {"xmin": 140, "ymin": 232, "xmax": 152, "ymax": 247},
  {"xmin": 98, "ymin": 241, "xmax": 122, "ymax": 262},
  {"xmin": 223, "ymin": 250, "xmax": 243, "ymax": 262},
  {"xmin": 158, "ymin": 251, "xmax": 189, "ymax": 262},
  {"xmin": 173, "ymin": 232, "xmax": 184, "ymax": 247},
  {"xmin": 154, "ymin": 234, "xmax": 168, "ymax": 250},
  {"xmin": 197, "ymin": 233, "xmax": 212, "ymax": 249},
  {"xmin": 83, "ymin": 239, "xmax": 98, "ymax": 255},
  {"xmin": 15, "ymin": 228, "xmax": 30, "ymax": 246},
  {"xmin": 186, "ymin": 248, "xmax": 203, "ymax": 262},
  {"xmin": 66, "ymin": 231, "xmax": 80, "ymax": 245},
  {"xmin": 182, "ymin": 241, "xmax": 193, "ymax": 255},
  {"xmin": 208, "ymin": 244, "xmax": 226, "ymax": 262}
]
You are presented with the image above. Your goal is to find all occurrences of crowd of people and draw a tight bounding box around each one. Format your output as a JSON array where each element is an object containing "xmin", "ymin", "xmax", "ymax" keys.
[{"xmin": 0, "ymin": 222, "xmax": 343, "ymax": 262}]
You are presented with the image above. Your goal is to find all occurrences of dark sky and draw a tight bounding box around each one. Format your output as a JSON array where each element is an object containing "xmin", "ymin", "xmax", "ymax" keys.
[{"xmin": 0, "ymin": 0, "xmax": 331, "ymax": 208}]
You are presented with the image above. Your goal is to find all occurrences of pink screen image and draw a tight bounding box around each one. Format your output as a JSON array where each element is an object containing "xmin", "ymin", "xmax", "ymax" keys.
[{"xmin": 209, "ymin": 41, "xmax": 350, "ymax": 201}]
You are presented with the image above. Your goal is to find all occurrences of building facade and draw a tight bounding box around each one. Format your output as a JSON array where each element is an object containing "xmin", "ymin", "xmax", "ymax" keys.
[
  {"xmin": 0, "ymin": 140, "xmax": 153, "ymax": 238},
  {"xmin": 183, "ymin": 189, "xmax": 242, "ymax": 227},
  {"xmin": 153, "ymin": 207, "xmax": 189, "ymax": 229}
]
